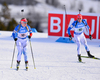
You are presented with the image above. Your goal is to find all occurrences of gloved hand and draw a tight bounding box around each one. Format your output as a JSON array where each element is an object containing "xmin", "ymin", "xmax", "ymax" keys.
[
  {"xmin": 28, "ymin": 33, "xmax": 32, "ymax": 39},
  {"xmin": 28, "ymin": 35, "xmax": 31, "ymax": 39},
  {"xmin": 89, "ymin": 35, "xmax": 92, "ymax": 40},
  {"xmin": 14, "ymin": 38, "xmax": 17, "ymax": 41},
  {"xmin": 69, "ymin": 35, "xmax": 72, "ymax": 40}
]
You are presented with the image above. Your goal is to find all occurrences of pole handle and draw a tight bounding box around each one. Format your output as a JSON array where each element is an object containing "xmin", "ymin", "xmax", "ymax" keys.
[{"xmin": 79, "ymin": 9, "xmax": 81, "ymax": 14}]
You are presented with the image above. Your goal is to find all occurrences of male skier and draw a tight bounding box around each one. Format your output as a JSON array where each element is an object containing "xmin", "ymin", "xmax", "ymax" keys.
[
  {"xmin": 67, "ymin": 14, "xmax": 94, "ymax": 62},
  {"xmin": 12, "ymin": 18, "xmax": 32, "ymax": 70}
]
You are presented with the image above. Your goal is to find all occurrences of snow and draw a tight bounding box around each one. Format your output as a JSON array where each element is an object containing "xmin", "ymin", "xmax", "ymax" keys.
[{"xmin": 0, "ymin": 31, "xmax": 100, "ymax": 80}]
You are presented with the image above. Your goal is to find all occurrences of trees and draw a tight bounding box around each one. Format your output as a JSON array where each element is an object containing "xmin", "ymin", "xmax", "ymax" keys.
[
  {"xmin": 0, "ymin": 21, "xmax": 6, "ymax": 30},
  {"xmin": 7, "ymin": 18, "xmax": 18, "ymax": 31},
  {"xmin": 0, "ymin": 2, "xmax": 18, "ymax": 31},
  {"xmin": 46, "ymin": 0, "xmax": 60, "ymax": 8},
  {"xmin": 1, "ymin": 2, "xmax": 10, "ymax": 20}
]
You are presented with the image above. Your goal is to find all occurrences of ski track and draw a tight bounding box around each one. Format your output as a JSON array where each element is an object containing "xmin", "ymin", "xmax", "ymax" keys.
[{"xmin": 0, "ymin": 31, "xmax": 100, "ymax": 80}]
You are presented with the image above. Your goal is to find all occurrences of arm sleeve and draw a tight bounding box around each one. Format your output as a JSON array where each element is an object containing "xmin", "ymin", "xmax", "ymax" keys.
[
  {"xmin": 68, "ymin": 27, "xmax": 72, "ymax": 35},
  {"xmin": 12, "ymin": 25, "xmax": 19, "ymax": 39},
  {"xmin": 83, "ymin": 20, "xmax": 91, "ymax": 35},
  {"xmin": 67, "ymin": 21, "xmax": 76, "ymax": 35}
]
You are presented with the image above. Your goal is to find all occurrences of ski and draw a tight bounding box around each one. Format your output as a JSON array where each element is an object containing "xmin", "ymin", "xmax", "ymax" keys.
[
  {"xmin": 16, "ymin": 67, "xmax": 28, "ymax": 71},
  {"xmin": 26, "ymin": 67, "xmax": 28, "ymax": 71},
  {"xmin": 25, "ymin": 61, "xmax": 28, "ymax": 71},
  {"xmin": 16, "ymin": 61, "xmax": 20, "ymax": 71},
  {"xmin": 16, "ymin": 66, "xmax": 19, "ymax": 71},
  {"xmin": 81, "ymin": 56, "xmax": 100, "ymax": 60},
  {"xmin": 16, "ymin": 65, "xmax": 28, "ymax": 71}
]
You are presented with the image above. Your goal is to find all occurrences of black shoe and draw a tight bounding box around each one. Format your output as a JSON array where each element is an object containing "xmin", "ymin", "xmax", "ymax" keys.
[
  {"xmin": 25, "ymin": 61, "xmax": 28, "ymax": 69},
  {"xmin": 78, "ymin": 54, "xmax": 82, "ymax": 62},
  {"xmin": 17, "ymin": 61, "xmax": 20, "ymax": 66},
  {"xmin": 87, "ymin": 51, "xmax": 94, "ymax": 58},
  {"xmin": 16, "ymin": 61, "xmax": 20, "ymax": 70}
]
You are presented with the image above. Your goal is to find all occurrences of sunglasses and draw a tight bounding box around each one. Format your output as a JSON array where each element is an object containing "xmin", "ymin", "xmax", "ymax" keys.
[
  {"xmin": 22, "ymin": 22, "xmax": 27, "ymax": 24},
  {"xmin": 77, "ymin": 18, "xmax": 82, "ymax": 20}
]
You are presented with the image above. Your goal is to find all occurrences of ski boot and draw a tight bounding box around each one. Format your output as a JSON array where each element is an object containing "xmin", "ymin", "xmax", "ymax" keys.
[
  {"xmin": 25, "ymin": 61, "xmax": 28, "ymax": 71},
  {"xmin": 87, "ymin": 51, "xmax": 94, "ymax": 58},
  {"xmin": 78, "ymin": 54, "xmax": 82, "ymax": 62},
  {"xmin": 16, "ymin": 60, "xmax": 20, "ymax": 71}
]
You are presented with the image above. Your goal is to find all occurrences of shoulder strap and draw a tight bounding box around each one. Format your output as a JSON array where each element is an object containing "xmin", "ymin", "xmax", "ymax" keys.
[
  {"xmin": 75, "ymin": 20, "xmax": 87, "ymax": 27},
  {"xmin": 75, "ymin": 20, "xmax": 78, "ymax": 27},
  {"xmin": 17, "ymin": 24, "xmax": 29, "ymax": 32},
  {"xmin": 82, "ymin": 20, "xmax": 87, "ymax": 26}
]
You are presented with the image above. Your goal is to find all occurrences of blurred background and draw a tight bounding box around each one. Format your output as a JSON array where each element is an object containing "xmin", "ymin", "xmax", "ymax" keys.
[{"xmin": 0, "ymin": 0, "xmax": 100, "ymax": 32}]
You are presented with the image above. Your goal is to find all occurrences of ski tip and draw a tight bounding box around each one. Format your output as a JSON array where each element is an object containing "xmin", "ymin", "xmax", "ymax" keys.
[
  {"xmin": 34, "ymin": 67, "xmax": 36, "ymax": 69},
  {"xmin": 93, "ymin": 57, "xmax": 95, "ymax": 59},
  {"xmin": 10, "ymin": 67, "xmax": 12, "ymax": 68}
]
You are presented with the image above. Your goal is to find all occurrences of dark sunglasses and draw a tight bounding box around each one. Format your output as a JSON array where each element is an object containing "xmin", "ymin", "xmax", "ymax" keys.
[
  {"xmin": 77, "ymin": 18, "xmax": 82, "ymax": 20},
  {"xmin": 23, "ymin": 22, "xmax": 27, "ymax": 24}
]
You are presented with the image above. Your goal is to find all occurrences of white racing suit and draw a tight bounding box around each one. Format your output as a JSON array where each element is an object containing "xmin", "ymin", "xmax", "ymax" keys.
[
  {"xmin": 12, "ymin": 24, "xmax": 32, "ymax": 62},
  {"xmin": 74, "ymin": 33, "xmax": 89, "ymax": 55},
  {"xmin": 16, "ymin": 38, "xmax": 28, "ymax": 61},
  {"xmin": 68, "ymin": 19, "xmax": 90, "ymax": 55}
]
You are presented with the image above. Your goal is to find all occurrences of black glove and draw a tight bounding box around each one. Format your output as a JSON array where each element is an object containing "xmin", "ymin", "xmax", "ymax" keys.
[
  {"xmin": 28, "ymin": 35, "xmax": 31, "ymax": 39},
  {"xmin": 14, "ymin": 38, "xmax": 17, "ymax": 41},
  {"xmin": 69, "ymin": 35, "xmax": 72, "ymax": 40},
  {"xmin": 89, "ymin": 35, "xmax": 92, "ymax": 40}
]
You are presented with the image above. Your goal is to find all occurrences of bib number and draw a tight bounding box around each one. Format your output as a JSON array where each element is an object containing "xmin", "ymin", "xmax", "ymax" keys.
[
  {"xmin": 19, "ymin": 33, "xmax": 27, "ymax": 38},
  {"xmin": 78, "ymin": 28, "xmax": 83, "ymax": 31},
  {"xmin": 21, "ymin": 34, "xmax": 25, "ymax": 37},
  {"xmin": 75, "ymin": 27, "xmax": 84, "ymax": 33}
]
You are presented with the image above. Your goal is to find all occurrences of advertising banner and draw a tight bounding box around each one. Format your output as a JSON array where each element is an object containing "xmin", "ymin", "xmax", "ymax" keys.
[{"xmin": 48, "ymin": 12, "xmax": 100, "ymax": 40}]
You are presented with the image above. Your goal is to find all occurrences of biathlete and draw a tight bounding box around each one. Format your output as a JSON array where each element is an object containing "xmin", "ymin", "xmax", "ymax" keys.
[
  {"xmin": 12, "ymin": 18, "xmax": 32, "ymax": 70},
  {"xmin": 67, "ymin": 14, "xmax": 94, "ymax": 62}
]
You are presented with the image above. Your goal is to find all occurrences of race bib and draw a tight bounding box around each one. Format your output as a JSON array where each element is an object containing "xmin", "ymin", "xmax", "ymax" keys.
[
  {"xmin": 18, "ymin": 33, "xmax": 27, "ymax": 38},
  {"xmin": 75, "ymin": 27, "xmax": 84, "ymax": 33},
  {"xmin": 78, "ymin": 28, "xmax": 83, "ymax": 31}
]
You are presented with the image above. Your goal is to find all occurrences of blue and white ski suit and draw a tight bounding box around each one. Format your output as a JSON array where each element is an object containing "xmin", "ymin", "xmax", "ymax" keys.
[
  {"xmin": 12, "ymin": 24, "xmax": 32, "ymax": 61},
  {"xmin": 68, "ymin": 19, "xmax": 90, "ymax": 55}
]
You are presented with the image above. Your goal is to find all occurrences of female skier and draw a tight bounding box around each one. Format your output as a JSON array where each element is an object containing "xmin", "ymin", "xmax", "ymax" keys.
[{"xmin": 12, "ymin": 18, "xmax": 32, "ymax": 70}]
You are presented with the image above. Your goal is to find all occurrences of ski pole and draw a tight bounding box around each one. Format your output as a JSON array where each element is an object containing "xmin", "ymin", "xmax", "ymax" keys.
[
  {"xmin": 29, "ymin": 39, "xmax": 36, "ymax": 69},
  {"xmin": 10, "ymin": 42, "xmax": 16, "ymax": 68},
  {"xmin": 79, "ymin": 9, "xmax": 81, "ymax": 14},
  {"xmin": 64, "ymin": 5, "xmax": 69, "ymax": 27},
  {"xmin": 21, "ymin": 9, "xmax": 24, "ymax": 18}
]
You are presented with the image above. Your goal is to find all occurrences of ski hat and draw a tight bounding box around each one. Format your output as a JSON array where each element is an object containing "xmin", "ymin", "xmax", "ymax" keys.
[
  {"xmin": 77, "ymin": 14, "xmax": 82, "ymax": 19},
  {"xmin": 21, "ymin": 18, "xmax": 27, "ymax": 24}
]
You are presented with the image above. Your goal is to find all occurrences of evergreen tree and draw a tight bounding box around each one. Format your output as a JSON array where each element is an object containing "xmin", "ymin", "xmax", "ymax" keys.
[
  {"xmin": 7, "ymin": 18, "xmax": 18, "ymax": 31},
  {"xmin": 1, "ymin": 2, "xmax": 10, "ymax": 20},
  {"xmin": 0, "ymin": 21, "xmax": 6, "ymax": 30}
]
